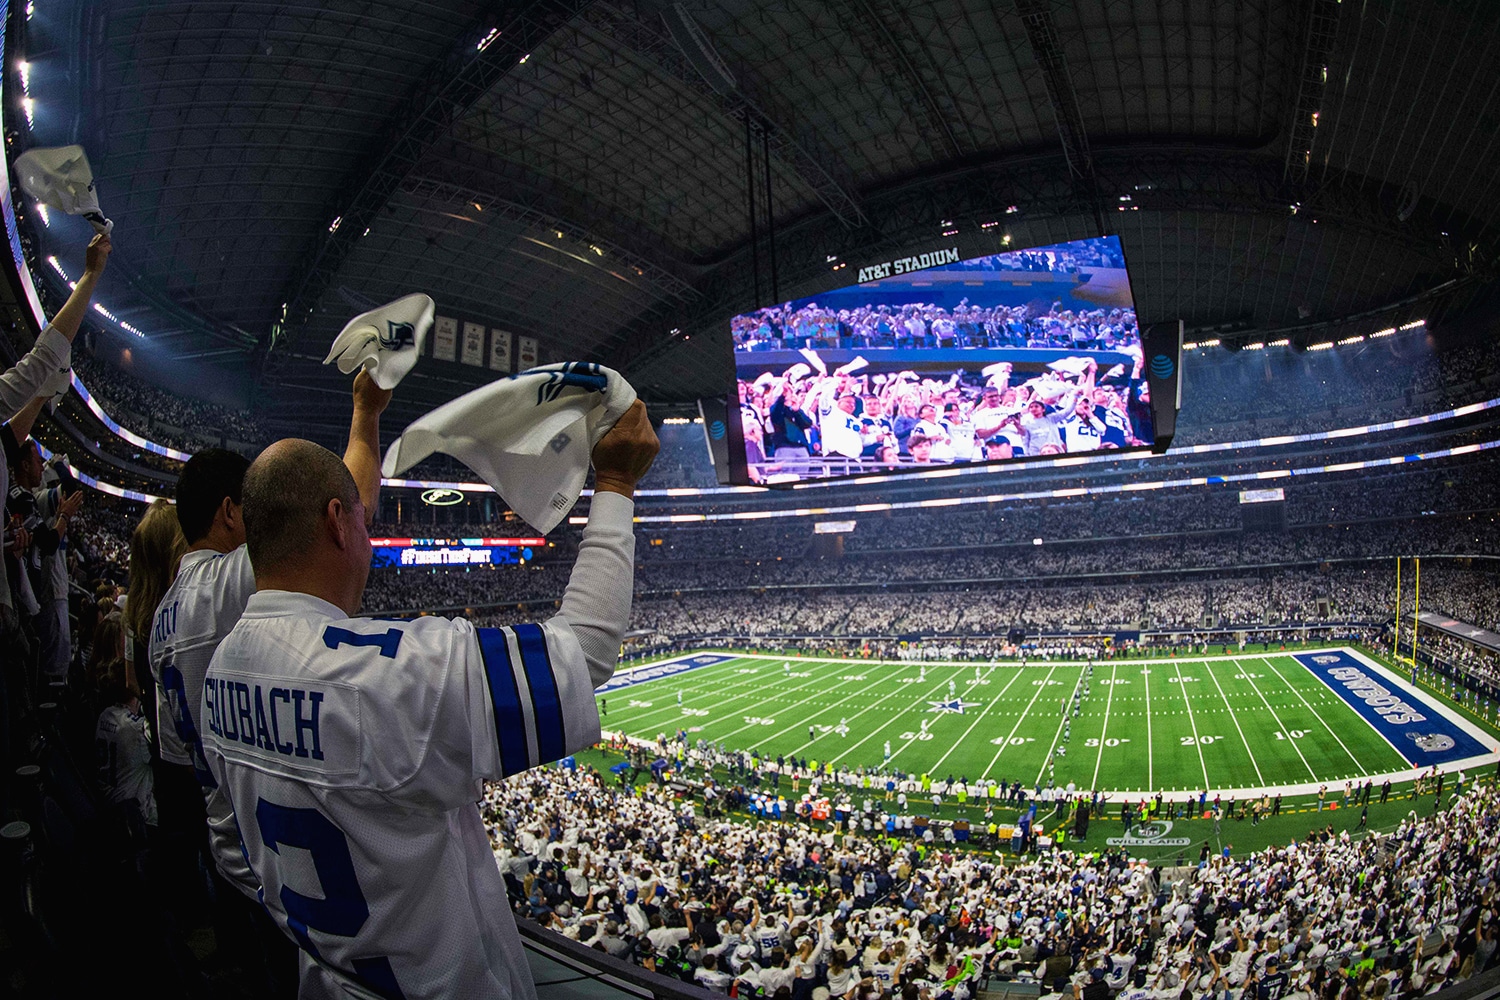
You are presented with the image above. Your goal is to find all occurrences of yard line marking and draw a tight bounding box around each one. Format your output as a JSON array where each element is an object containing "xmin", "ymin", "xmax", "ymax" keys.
[
  {"xmin": 1171, "ymin": 661, "xmax": 1211, "ymax": 788},
  {"xmin": 611, "ymin": 657, "xmax": 825, "ymax": 729},
  {"xmin": 654, "ymin": 659, "xmax": 876, "ymax": 746},
  {"xmin": 1091, "ymin": 663, "xmax": 1118, "ymax": 789},
  {"xmin": 807, "ymin": 666, "xmax": 969, "ymax": 761},
  {"xmin": 1142, "ymin": 664, "xmax": 1154, "ymax": 790},
  {"xmin": 979, "ymin": 665, "xmax": 1059, "ymax": 780},
  {"xmin": 714, "ymin": 659, "xmax": 888, "ymax": 746},
  {"xmin": 1206, "ymin": 660, "xmax": 1264, "ymax": 786},
  {"xmin": 931, "ymin": 667, "xmax": 1026, "ymax": 774},
  {"xmin": 1258, "ymin": 656, "xmax": 1371, "ymax": 774},
  {"xmin": 1232, "ymin": 658, "xmax": 1317, "ymax": 780},
  {"xmin": 612, "ymin": 656, "xmax": 829, "ymax": 732}
]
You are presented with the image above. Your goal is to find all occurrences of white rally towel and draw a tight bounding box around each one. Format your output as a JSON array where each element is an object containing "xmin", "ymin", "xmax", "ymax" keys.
[
  {"xmin": 14, "ymin": 145, "xmax": 113, "ymax": 234},
  {"xmin": 39, "ymin": 365, "xmax": 71, "ymax": 412},
  {"xmin": 322, "ymin": 293, "xmax": 434, "ymax": 390},
  {"xmin": 381, "ymin": 362, "xmax": 637, "ymax": 534}
]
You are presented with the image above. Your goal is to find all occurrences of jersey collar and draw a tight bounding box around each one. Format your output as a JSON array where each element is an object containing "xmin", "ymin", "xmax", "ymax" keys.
[{"xmin": 242, "ymin": 589, "xmax": 349, "ymax": 621}]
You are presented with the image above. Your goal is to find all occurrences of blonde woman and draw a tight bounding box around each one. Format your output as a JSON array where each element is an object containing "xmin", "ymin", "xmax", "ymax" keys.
[{"xmin": 123, "ymin": 499, "xmax": 186, "ymax": 730}]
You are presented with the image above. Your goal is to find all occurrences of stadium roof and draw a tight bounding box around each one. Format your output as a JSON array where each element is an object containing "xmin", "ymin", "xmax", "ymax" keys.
[{"xmin": 14, "ymin": 0, "xmax": 1500, "ymax": 436}]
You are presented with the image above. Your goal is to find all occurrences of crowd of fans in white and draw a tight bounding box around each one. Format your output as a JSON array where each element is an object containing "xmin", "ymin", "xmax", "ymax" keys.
[
  {"xmin": 482, "ymin": 758, "xmax": 1500, "ymax": 999},
  {"xmin": 71, "ymin": 355, "xmax": 265, "ymax": 451}
]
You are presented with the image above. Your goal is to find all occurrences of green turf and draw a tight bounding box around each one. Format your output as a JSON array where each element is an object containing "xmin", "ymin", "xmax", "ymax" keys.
[{"xmin": 598, "ymin": 649, "xmax": 1420, "ymax": 793}]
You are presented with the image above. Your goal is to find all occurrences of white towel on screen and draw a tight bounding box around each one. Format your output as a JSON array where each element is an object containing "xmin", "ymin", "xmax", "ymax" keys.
[
  {"xmin": 14, "ymin": 145, "xmax": 113, "ymax": 234},
  {"xmin": 381, "ymin": 362, "xmax": 637, "ymax": 534},
  {"xmin": 322, "ymin": 293, "xmax": 434, "ymax": 390}
]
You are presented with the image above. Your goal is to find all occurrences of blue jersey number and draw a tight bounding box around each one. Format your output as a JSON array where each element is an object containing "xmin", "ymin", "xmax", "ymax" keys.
[
  {"xmin": 323, "ymin": 626, "xmax": 403, "ymax": 659},
  {"xmin": 256, "ymin": 800, "xmax": 405, "ymax": 999},
  {"xmin": 159, "ymin": 654, "xmax": 217, "ymax": 789}
]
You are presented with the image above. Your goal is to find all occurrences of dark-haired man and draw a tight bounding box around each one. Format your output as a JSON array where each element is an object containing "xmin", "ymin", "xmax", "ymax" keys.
[
  {"xmin": 200, "ymin": 400, "xmax": 657, "ymax": 1000},
  {"xmin": 148, "ymin": 371, "xmax": 389, "ymax": 986}
]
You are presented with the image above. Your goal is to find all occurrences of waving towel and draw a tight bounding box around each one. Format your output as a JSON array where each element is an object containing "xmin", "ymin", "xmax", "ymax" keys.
[
  {"xmin": 382, "ymin": 362, "xmax": 637, "ymax": 533},
  {"xmin": 15, "ymin": 145, "xmax": 113, "ymax": 234},
  {"xmin": 323, "ymin": 293, "xmax": 434, "ymax": 390}
]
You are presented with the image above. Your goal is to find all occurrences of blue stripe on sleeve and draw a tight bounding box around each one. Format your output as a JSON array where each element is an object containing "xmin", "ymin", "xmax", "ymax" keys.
[
  {"xmin": 513, "ymin": 623, "xmax": 567, "ymax": 764},
  {"xmin": 475, "ymin": 628, "xmax": 529, "ymax": 776}
]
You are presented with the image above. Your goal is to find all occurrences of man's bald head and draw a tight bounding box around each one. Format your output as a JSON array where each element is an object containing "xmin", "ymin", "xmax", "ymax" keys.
[{"xmin": 242, "ymin": 439, "xmax": 361, "ymax": 573}]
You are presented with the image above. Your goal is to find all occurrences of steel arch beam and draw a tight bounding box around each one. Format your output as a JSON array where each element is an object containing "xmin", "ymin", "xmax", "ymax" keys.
[
  {"xmin": 263, "ymin": 0, "xmax": 594, "ymax": 372},
  {"xmin": 599, "ymin": 143, "xmax": 1489, "ymax": 393},
  {"xmin": 591, "ymin": 4, "xmax": 866, "ymax": 229}
]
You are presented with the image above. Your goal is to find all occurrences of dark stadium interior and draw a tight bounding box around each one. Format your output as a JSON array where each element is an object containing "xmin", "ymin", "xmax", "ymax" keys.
[{"xmin": 3, "ymin": 1, "xmax": 1500, "ymax": 999}]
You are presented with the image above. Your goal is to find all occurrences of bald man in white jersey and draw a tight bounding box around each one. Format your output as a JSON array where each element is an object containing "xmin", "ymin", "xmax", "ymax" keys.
[
  {"xmin": 148, "ymin": 370, "xmax": 390, "ymax": 990},
  {"xmin": 200, "ymin": 400, "xmax": 657, "ymax": 999}
]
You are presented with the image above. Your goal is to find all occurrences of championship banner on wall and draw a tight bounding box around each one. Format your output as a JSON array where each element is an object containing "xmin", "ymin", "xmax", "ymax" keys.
[
  {"xmin": 518, "ymin": 335, "xmax": 538, "ymax": 368},
  {"xmin": 432, "ymin": 315, "xmax": 458, "ymax": 362},
  {"xmin": 489, "ymin": 328, "xmax": 512, "ymax": 371},
  {"xmin": 461, "ymin": 321, "xmax": 485, "ymax": 366}
]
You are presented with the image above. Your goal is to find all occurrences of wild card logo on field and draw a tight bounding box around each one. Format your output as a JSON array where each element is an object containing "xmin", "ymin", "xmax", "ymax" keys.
[
  {"xmin": 1311, "ymin": 654, "xmax": 1341, "ymax": 665},
  {"xmin": 1409, "ymin": 732, "xmax": 1456, "ymax": 753},
  {"xmin": 1107, "ymin": 820, "xmax": 1190, "ymax": 848}
]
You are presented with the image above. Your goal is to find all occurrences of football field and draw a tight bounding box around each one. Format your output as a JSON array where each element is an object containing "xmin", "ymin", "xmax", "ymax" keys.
[{"xmin": 597, "ymin": 648, "xmax": 1492, "ymax": 795}]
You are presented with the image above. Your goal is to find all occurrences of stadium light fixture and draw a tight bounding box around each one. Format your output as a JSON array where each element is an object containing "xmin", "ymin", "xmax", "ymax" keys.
[
  {"xmin": 1337, "ymin": 335, "xmax": 1364, "ymax": 345},
  {"xmin": 1309, "ymin": 341, "xmax": 1334, "ymax": 351},
  {"xmin": 1244, "ymin": 342, "xmax": 1265, "ymax": 350},
  {"xmin": 1399, "ymin": 319, "xmax": 1426, "ymax": 330},
  {"xmin": 35, "ymin": 203, "xmax": 48, "ymax": 225},
  {"xmin": 18, "ymin": 61, "xmax": 30, "ymax": 94},
  {"xmin": 476, "ymin": 27, "xmax": 499, "ymax": 51},
  {"xmin": 1268, "ymin": 339, "xmax": 1289, "ymax": 347},
  {"xmin": 22, "ymin": 97, "xmax": 34, "ymax": 128},
  {"xmin": 1370, "ymin": 327, "xmax": 1395, "ymax": 338}
]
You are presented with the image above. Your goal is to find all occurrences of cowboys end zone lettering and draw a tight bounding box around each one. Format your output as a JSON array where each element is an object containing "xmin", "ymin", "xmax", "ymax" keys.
[
  {"xmin": 857, "ymin": 246, "xmax": 960, "ymax": 283},
  {"xmin": 1293, "ymin": 651, "xmax": 1487, "ymax": 765},
  {"xmin": 596, "ymin": 653, "xmax": 736, "ymax": 694}
]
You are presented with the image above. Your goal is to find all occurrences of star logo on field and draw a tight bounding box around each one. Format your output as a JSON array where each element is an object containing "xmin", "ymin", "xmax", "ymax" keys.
[{"xmin": 927, "ymin": 699, "xmax": 978, "ymax": 714}]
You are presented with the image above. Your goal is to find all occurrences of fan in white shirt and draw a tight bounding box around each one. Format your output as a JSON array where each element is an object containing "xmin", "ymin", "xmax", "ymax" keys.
[{"xmin": 201, "ymin": 402, "xmax": 659, "ymax": 1000}]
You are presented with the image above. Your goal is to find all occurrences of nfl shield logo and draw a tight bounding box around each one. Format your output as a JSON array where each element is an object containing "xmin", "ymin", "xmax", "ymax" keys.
[{"xmin": 380, "ymin": 321, "xmax": 415, "ymax": 350}]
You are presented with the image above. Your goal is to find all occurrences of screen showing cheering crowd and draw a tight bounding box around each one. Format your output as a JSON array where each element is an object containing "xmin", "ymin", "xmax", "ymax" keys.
[{"xmin": 728, "ymin": 236, "xmax": 1152, "ymax": 484}]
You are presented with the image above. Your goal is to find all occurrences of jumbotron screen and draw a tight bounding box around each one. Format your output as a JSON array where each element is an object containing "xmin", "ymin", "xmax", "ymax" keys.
[
  {"xmin": 369, "ymin": 537, "xmax": 543, "ymax": 569},
  {"xmin": 725, "ymin": 236, "xmax": 1164, "ymax": 486}
]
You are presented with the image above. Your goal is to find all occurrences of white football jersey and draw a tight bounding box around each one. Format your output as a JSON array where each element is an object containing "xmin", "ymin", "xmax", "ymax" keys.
[
  {"xmin": 95, "ymin": 703, "xmax": 156, "ymax": 824},
  {"xmin": 1060, "ymin": 412, "xmax": 1105, "ymax": 453},
  {"xmin": 148, "ymin": 543, "xmax": 258, "ymax": 895},
  {"xmin": 200, "ymin": 591, "xmax": 602, "ymax": 1000}
]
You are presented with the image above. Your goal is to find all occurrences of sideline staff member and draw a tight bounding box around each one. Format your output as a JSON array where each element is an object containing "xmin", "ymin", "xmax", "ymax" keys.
[{"xmin": 201, "ymin": 401, "xmax": 657, "ymax": 1000}]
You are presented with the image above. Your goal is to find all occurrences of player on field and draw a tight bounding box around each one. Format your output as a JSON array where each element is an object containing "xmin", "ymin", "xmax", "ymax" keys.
[{"xmin": 200, "ymin": 400, "xmax": 657, "ymax": 1000}]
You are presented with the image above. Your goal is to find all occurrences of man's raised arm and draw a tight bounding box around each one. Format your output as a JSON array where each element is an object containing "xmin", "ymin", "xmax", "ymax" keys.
[
  {"xmin": 343, "ymin": 369, "xmax": 391, "ymax": 526},
  {"xmin": 0, "ymin": 234, "xmax": 111, "ymax": 421},
  {"xmin": 553, "ymin": 399, "xmax": 658, "ymax": 687}
]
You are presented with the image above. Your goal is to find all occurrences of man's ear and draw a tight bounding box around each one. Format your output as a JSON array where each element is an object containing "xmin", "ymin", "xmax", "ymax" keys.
[
  {"xmin": 326, "ymin": 497, "xmax": 350, "ymax": 550},
  {"xmin": 220, "ymin": 496, "xmax": 242, "ymax": 534}
]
